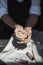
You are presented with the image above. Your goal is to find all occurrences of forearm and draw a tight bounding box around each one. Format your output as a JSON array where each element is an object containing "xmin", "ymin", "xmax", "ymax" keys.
[
  {"xmin": 1, "ymin": 14, "xmax": 19, "ymax": 29},
  {"xmin": 25, "ymin": 14, "xmax": 39, "ymax": 30}
]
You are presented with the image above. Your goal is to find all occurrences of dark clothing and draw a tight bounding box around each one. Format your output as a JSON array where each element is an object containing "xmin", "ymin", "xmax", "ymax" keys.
[
  {"xmin": 8, "ymin": 0, "xmax": 31, "ymax": 27},
  {"xmin": 0, "ymin": 0, "xmax": 31, "ymax": 39},
  {"xmin": 0, "ymin": 0, "xmax": 43, "ymax": 39}
]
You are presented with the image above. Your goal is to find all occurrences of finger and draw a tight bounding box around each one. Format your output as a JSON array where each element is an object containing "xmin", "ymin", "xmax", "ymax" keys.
[
  {"xmin": 23, "ymin": 32, "xmax": 32, "ymax": 43},
  {"xmin": 17, "ymin": 38, "xmax": 26, "ymax": 44},
  {"xmin": 17, "ymin": 38, "xmax": 25, "ymax": 41},
  {"xmin": 21, "ymin": 30, "xmax": 27, "ymax": 35},
  {"xmin": 26, "ymin": 34, "xmax": 32, "ymax": 43},
  {"xmin": 15, "ymin": 32, "xmax": 27, "ymax": 39},
  {"xmin": 17, "ymin": 40, "xmax": 27, "ymax": 44},
  {"xmin": 14, "ymin": 27, "xmax": 23, "ymax": 33},
  {"xmin": 17, "ymin": 41, "xmax": 24, "ymax": 44},
  {"xmin": 20, "ymin": 34, "xmax": 31, "ymax": 43},
  {"xmin": 27, "ymin": 31, "xmax": 32, "ymax": 37}
]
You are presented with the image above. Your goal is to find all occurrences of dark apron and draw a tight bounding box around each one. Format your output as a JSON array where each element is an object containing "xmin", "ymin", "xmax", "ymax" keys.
[
  {"xmin": 8, "ymin": 0, "xmax": 31, "ymax": 27},
  {"xmin": 1, "ymin": 0, "xmax": 31, "ymax": 51}
]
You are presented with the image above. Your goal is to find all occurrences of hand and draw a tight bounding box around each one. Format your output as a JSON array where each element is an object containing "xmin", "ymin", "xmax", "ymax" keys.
[
  {"xmin": 15, "ymin": 30, "xmax": 27, "ymax": 39},
  {"xmin": 15, "ymin": 25, "xmax": 23, "ymax": 32},
  {"xmin": 17, "ymin": 28, "xmax": 32, "ymax": 44},
  {"xmin": 13, "ymin": 25, "xmax": 27, "ymax": 42}
]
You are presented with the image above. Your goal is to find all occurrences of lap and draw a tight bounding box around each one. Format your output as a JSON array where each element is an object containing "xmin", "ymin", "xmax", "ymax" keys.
[{"xmin": 0, "ymin": 31, "xmax": 42, "ymax": 63}]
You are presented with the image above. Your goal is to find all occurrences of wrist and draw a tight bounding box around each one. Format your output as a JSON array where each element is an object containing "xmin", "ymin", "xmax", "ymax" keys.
[
  {"xmin": 14, "ymin": 24, "xmax": 23, "ymax": 28},
  {"xmin": 25, "ymin": 27, "xmax": 32, "ymax": 31}
]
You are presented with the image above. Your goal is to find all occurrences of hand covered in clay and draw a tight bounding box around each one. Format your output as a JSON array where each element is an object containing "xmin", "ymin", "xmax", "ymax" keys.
[
  {"xmin": 13, "ymin": 25, "xmax": 28, "ymax": 44},
  {"xmin": 13, "ymin": 25, "xmax": 32, "ymax": 44}
]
